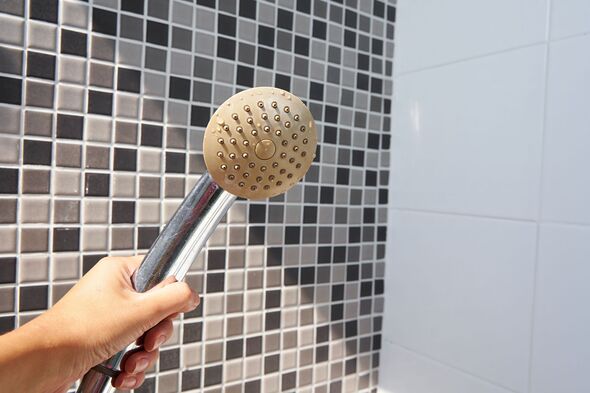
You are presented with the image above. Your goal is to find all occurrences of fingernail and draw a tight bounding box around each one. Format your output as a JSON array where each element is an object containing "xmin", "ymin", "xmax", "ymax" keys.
[
  {"xmin": 133, "ymin": 358, "xmax": 149, "ymax": 373},
  {"xmin": 121, "ymin": 376, "xmax": 137, "ymax": 389},
  {"xmin": 154, "ymin": 335, "xmax": 166, "ymax": 349},
  {"xmin": 192, "ymin": 290, "xmax": 200, "ymax": 308}
]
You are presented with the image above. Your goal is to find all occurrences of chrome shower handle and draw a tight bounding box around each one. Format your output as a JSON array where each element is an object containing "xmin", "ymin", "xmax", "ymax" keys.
[{"xmin": 76, "ymin": 173, "xmax": 236, "ymax": 393}]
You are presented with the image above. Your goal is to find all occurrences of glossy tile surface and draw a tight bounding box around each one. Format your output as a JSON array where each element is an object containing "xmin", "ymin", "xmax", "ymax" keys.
[
  {"xmin": 550, "ymin": 0, "xmax": 590, "ymax": 39},
  {"xmin": 530, "ymin": 224, "xmax": 590, "ymax": 393},
  {"xmin": 396, "ymin": 0, "xmax": 548, "ymax": 72},
  {"xmin": 380, "ymin": 342, "xmax": 514, "ymax": 393},
  {"xmin": 541, "ymin": 34, "xmax": 590, "ymax": 224},
  {"xmin": 386, "ymin": 211, "xmax": 536, "ymax": 391},
  {"xmin": 391, "ymin": 45, "xmax": 546, "ymax": 219}
]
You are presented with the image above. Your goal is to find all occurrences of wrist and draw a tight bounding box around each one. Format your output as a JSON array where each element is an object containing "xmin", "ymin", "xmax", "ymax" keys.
[{"xmin": 0, "ymin": 312, "xmax": 83, "ymax": 392}]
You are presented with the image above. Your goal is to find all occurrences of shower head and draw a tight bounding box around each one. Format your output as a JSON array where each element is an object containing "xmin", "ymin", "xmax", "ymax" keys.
[
  {"xmin": 204, "ymin": 87, "xmax": 317, "ymax": 200},
  {"xmin": 77, "ymin": 87, "xmax": 317, "ymax": 393}
]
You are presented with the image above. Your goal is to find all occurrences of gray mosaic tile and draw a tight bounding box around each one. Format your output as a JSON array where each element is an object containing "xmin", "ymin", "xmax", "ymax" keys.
[{"xmin": 0, "ymin": 14, "xmax": 23, "ymax": 45}]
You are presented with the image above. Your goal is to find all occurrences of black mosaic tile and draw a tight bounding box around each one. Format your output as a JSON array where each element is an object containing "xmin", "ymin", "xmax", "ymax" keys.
[
  {"xmin": 226, "ymin": 338, "xmax": 243, "ymax": 360},
  {"xmin": 190, "ymin": 106, "xmax": 210, "ymax": 127},
  {"xmin": 239, "ymin": 0, "xmax": 256, "ymax": 19},
  {"xmin": 83, "ymin": 173, "xmax": 109, "ymax": 197},
  {"xmin": 206, "ymin": 273, "xmax": 225, "ymax": 293},
  {"xmin": 19, "ymin": 285, "xmax": 48, "ymax": 311},
  {"xmin": 114, "ymin": 148, "xmax": 137, "ymax": 172},
  {"xmin": 138, "ymin": 226, "xmax": 159, "ymax": 249},
  {"xmin": 217, "ymin": 37, "xmax": 236, "ymax": 60},
  {"xmin": 284, "ymin": 226, "xmax": 300, "ymax": 244},
  {"xmin": 122, "ymin": 0, "xmax": 144, "ymax": 14},
  {"xmin": 248, "ymin": 204, "xmax": 266, "ymax": 223},
  {"xmin": 169, "ymin": 76, "xmax": 190, "ymax": 100},
  {"xmin": 92, "ymin": 7, "xmax": 118, "ymax": 36},
  {"xmin": 26, "ymin": 52, "xmax": 56, "ymax": 80},
  {"xmin": 88, "ymin": 90, "xmax": 113, "ymax": 116},
  {"xmin": 29, "ymin": 0, "xmax": 57, "ymax": 23},
  {"xmin": 204, "ymin": 365, "xmax": 222, "ymax": 387},
  {"xmin": 53, "ymin": 228, "xmax": 80, "ymax": 252},
  {"xmin": 140, "ymin": 124, "xmax": 163, "ymax": 147},
  {"xmin": 0, "ymin": 317, "xmax": 15, "ymax": 335},
  {"xmin": 218, "ymin": 14, "xmax": 236, "ymax": 37},
  {"xmin": 277, "ymin": 9, "xmax": 293, "ymax": 30},
  {"xmin": 23, "ymin": 140, "xmax": 52, "ymax": 166},
  {"xmin": 207, "ymin": 250, "xmax": 225, "ymax": 270},
  {"xmin": 146, "ymin": 20, "xmax": 168, "ymax": 46},
  {"xmin": 0, "ymin": 168, "xmax": 19, "ymax": 194},
  {"xmin": 245, "ymin": 380, "xmax": 261, "ymax": 393},
  {"xmin": 61, "ymin": 29, "xmax": 87, "ymax": 57},
  {"xmin": 117, "ymin": 68, "xmax": 141, "ymax": 93},
  {"xmin": 266, "ymin": 247, "xmax": 282, "ymax": 267},
  {"xmin": 56, "ymin": 114, "xmax": 83, "ymax": 140},
  {"xmin": 297, "ymin": 0, "xmax": 311, "ymax": 13},
  {"xmin": 112, "ymin": 201, "xmax": 135, "ymax": 224},
  {"xmin": 0, "ymin": 76, "xmax": 22, "ymax": 105},
  {"xmin": 197, "ymin": 0, "xmax": 215, "ymax": 8},
  {"xmin": 265, "ymin": 289, "xmax": 281, "ymax": 309},
  {"xmin": 265, "ymin": 354, "xmax": 280, "ymax": 373},
  {"xmin": 236, "ymin": 65, "xmax": 254, "ymax": 87},
  {"xmin": 257, "ymin": 47, "xmax": 274, "ymax": 69},
  {"xmin": 0, "ymin": 257, "xmax": 17, "ymax": 284}
]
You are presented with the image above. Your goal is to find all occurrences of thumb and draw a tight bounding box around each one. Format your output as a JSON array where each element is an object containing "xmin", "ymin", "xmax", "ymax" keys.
[{"xmin": 140, "ymin": 279, "xmax": 200, "ymax": 325}]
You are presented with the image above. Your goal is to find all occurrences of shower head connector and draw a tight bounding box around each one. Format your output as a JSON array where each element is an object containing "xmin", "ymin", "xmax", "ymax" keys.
[{"xmin": 204, "ymin": 87, "xmax": 317, "ymax": 200}]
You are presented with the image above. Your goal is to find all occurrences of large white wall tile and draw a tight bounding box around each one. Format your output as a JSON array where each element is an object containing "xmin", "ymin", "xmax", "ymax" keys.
[
  {"xmin": 541, "ymin": 34, "xmax": 590, "ymax": 224},
  {"xmin": 550, "ymin": 0, "xmax": 590, "ymax": 39},
  {"xmin": 379, "ymin": 342, "xmax": 514, "ymax": 393},
  {"xmin": 530, "ymin": 224, "xmax": 590, "ymax": 393},
  {"xmin": 391, "ymin": 46, "xmax": 546, "ymax": 220},
  {"xmin": 387, "ymin": 210, "xmax": 537, "ymax": 392},
  {"xmin": 395, "ymin": 0, "xmax": 548, "ymax": 73}
]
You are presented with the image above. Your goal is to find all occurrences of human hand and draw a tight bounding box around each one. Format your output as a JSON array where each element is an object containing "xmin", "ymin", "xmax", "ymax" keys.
[{"xmin": 0, "ymin": 255, "xmax": 200, "ymax": 393}]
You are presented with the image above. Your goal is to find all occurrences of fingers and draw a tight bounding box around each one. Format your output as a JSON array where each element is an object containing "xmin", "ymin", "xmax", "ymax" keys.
[
  {"xmin": 115, "ymin": 345, "xmax": 159, "ymax": 390},
  {"xmin": 112, "ymin": 370, "xmax": 146, "ymax": 391},
  {"xmin": 122, "ymin": 348, "xmax": 159, "ymax": 374},
  {"xmin": 122, "ymin": 255, "xmax": 145, "ymax": 276},
  {"xmin": 143, "ymin": 318, "xmax": 174, "ymax": 352},
  {"xmin": 142, "ymin": 280, "xmax": 200, "ymax": 323}
]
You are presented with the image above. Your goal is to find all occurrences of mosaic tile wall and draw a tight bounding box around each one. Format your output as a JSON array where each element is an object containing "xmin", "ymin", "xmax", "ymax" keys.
[{"xmin": 0, "ymin": 0, "xmax": 394, "ymax": 391}]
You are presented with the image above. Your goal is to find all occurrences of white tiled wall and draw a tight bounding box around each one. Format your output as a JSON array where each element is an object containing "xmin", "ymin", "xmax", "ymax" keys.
[{"xmin": 381, "ymin": 1, "xmax": 590, "ymax": 393}]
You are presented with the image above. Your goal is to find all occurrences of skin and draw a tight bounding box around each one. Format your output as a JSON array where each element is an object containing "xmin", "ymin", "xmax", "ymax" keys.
[{"xmin": 0, "ymin": 255, "xmax": 200, "ymax": 392}]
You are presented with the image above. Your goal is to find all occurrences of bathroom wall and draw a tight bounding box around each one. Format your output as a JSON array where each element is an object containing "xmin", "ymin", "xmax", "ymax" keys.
[
  {"xmin": 381, "ymin": 1, "xmax": 590, "ymax": 393},
  {"xmin": 0, "ymin": 0, "xmax": 394, "ymax": 392}
]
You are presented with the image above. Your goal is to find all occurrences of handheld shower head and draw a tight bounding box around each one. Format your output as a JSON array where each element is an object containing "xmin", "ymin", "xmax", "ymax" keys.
[
  {"xmin": 77, "ymin": 87, "xmax": 317, "ymax": 393},
  {"xmin": 204, "ymin": 87, "xmax": 317, "ymax": 200}
]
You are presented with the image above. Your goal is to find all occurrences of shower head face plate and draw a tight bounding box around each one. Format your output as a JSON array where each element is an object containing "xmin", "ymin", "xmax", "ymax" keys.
[{"xmin": 204, "ymin": 87, "xmax": 318, "ymax": 200}]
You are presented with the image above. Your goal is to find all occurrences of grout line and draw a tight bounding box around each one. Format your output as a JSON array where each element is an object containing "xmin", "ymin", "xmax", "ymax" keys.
[
  {"xmin": 390, "ymin": 206, "xmax": 539, "ymax": 224},
  {"xmin": 13, "ymin": 0, "xmax": 30, "ymax": 328},
  {"xmin": 385, "ymin": 340, "xmax": 521, "ymax": 393},
  {"xmin": 394, "ymin": 40, "xmax": 548, "ymax": 78},
  {"xmin": 527, "ymin": 0, "xmax": 554, "ymax": 391}
]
